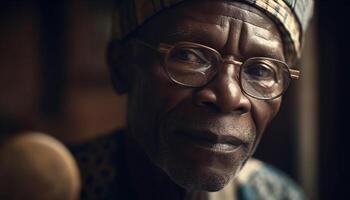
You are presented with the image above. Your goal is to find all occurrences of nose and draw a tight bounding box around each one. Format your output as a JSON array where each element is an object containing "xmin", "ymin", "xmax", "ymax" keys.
[{"xmin": 193, "ymin": 60, "xmax": 251, "ymax": 114}]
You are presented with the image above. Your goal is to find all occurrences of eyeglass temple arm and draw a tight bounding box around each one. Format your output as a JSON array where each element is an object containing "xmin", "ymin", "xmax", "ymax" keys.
[
  {"xmin": 289, "ymin": 68, "xmax": 300, "ymax": 80},
  {"xmin": 158, "ymin": 45, "xmax": 172, "ymax": 53}
]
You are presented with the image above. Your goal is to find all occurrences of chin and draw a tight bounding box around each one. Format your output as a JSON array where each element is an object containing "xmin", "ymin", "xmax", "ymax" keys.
[{"xmin": 163, "ymin": 161, "xmax": 242, "ymax": 192}]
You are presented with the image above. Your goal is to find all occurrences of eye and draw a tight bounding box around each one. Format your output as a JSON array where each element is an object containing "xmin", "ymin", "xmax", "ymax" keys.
[
  {"xmin": 243, "ymin": 63, "xmax": 275, "ymax": 80},
  {"xmin": 170, "ymin": 48, "xmax": 208, "ymax": 65}
]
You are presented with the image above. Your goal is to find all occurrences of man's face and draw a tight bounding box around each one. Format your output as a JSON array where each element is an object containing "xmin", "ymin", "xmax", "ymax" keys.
[{"xmin": 124, "ymin": 1, "xmax": 284, "ymax": 191}]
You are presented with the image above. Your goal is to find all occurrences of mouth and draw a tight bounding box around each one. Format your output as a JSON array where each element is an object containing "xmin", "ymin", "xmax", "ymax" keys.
[{"xmin": 169, "ymin": 130, "xmax": 245, "ymax": 153}]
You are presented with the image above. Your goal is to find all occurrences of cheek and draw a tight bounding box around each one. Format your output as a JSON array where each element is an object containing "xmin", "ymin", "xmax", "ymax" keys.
[
  {"xmin": 127, "ymin": 62, "xmax": 193, "ymax": 147},
  {"xmin": 129, "ymin": 61, "xmax": 170, "ymax": 112},
  {"xmin": 149, "ymin": 62, "xmax": 193, "ymax": 116},
  {"xmin": 250, "ymin": 97, "xmax": 281, "ymax": 139}
]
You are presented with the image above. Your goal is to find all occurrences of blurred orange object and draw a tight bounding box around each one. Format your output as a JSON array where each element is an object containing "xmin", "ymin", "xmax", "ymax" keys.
[{"xmin": 0, "ymin": 132, "xmax": 81, "ymax": 200}]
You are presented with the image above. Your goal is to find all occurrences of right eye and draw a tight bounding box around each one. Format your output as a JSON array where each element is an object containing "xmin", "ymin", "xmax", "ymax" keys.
[
  {"xmin": 243, "ymin": 63, "xmax": 276, "ymax": 80},
  {"xmin": 170, "ymin": 48, "xmax": 208, "ymax": 65}
]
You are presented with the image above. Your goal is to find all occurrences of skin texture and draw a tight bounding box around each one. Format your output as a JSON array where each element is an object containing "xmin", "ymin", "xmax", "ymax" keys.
[{"xmin": 109, "ymin": 0, "xmax": 284, "ymax": 199}]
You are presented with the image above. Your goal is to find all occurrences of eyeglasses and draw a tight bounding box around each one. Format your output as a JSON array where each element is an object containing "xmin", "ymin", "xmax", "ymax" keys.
[{"xmin": 133, "ymin": 39, "xmax": 300, "ymax": 100}]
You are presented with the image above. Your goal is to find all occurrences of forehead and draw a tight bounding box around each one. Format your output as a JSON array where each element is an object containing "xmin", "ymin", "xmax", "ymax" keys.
[
  {"xmin": 138, "ymin": 0, "xmax": 284, "ymax": 59},
  {"xmin": 174, "ymin": 1, "xmax": 280, "ymax": 33}
]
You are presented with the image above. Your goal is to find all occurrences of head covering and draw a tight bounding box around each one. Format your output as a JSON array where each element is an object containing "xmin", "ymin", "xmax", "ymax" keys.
[{"xmin": 112, "ymin": 0, "xmax": 314, "ymax": 64}]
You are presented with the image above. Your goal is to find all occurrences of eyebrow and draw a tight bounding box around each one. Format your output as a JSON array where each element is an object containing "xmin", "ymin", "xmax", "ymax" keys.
[
  {"xmin": 164, "ymin": 26, "xmax": 222, "ymax": 48},
  {"xmin": 166, "ymin": 29, "xmax": 193, "ymax": 40},
  {"xmin": 162, "ymin": 14, "xmax": 228, "ymax": 46}
]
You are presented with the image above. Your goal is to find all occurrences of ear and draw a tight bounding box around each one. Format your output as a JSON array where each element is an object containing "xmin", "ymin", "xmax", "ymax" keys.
[{"xmin": 107, "ymin": 39, "xmax": 130, "ymax": 94}]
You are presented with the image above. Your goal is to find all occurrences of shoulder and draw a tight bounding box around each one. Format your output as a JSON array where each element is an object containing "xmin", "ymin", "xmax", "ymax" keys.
[
  {"xmin": 235, "ymin": 158, "xmax": 306, "ymax": 200},
  {"xmin": 68, "ymin": 131, "xmax": 124, "ymax": 176},
  {"xmin": 67, "ymin": 130, "xmax": 130, "ymax": 200},
  {"xmin": 68, "ymin": 131, "xmax": 124, "ymax": 161}
]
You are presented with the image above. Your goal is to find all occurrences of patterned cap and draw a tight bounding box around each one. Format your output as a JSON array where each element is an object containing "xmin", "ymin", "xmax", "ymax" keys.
[{"xmin": 112, "ymin": 0, "xmax": 314, "ymax": 64}]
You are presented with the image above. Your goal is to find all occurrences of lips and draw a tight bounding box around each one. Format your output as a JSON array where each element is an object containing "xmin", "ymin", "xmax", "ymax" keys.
[{"xmin": 168, "ymin": 130, "xmax": 245, "ymax": 153}]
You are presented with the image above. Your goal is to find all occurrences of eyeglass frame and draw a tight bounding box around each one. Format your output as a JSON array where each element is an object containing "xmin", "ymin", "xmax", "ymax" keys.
[{"xmin": 131, "ymin": 39, "xmax": 300, "ymax": 100}]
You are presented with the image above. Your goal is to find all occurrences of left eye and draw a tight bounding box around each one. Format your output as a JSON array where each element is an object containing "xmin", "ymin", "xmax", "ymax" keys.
[
  {"xmin": 243, "ymin": 63, "xmax": 275, "ymax": 79},
  {"xmin": 170, "ymin": 48, "xmax": 208, "ymax": 65}
]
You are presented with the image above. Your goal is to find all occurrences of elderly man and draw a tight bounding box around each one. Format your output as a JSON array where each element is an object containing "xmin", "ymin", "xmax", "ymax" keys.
[{"xmin": 70, "ymin": 0, "xmax": 314, "ymax": 199}]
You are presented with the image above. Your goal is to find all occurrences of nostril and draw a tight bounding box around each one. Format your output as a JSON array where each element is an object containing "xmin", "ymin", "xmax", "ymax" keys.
[
  {"xmin": 234, "ymin": 106, "xmax": 249, "ymax": 115},
  {"xmin": 198, "ymin": 101, "xmax": 220, "ymax": 112},
  {"xmin": 193, "ymin": 86, "xmax": 250, "ymax": 113}
]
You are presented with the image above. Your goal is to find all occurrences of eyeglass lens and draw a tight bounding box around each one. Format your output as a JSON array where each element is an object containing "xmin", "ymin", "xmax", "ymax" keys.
[{"xmin": 164, "ymin": 44, "xmax": 291, "ymax": 100}]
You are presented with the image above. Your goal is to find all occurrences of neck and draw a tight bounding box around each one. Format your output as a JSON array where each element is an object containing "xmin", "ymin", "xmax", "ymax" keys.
[{"xmin": 124, "ymin": 133, "xmax": 207, "ymax": 200}]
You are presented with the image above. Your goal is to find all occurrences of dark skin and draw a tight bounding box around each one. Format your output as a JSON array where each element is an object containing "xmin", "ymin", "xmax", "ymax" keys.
[{"xmin": 109, "ymin": 1, "xmax": 284, "ymax": 199}]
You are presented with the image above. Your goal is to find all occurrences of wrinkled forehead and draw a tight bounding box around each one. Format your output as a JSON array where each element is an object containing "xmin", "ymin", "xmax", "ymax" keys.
[
  {"xmin": 173, "ymin": 1, "xmax": 278, "ymax": 30},
  {"xmin": 136, "ymin": 1, "xmax": 281, "ymax": 43}
]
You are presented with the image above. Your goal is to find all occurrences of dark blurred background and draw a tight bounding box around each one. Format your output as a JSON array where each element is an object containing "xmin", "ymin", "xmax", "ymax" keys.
[{"xmin": 0, "ymin": 0, "xmax": 349, "ymax": 199}]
